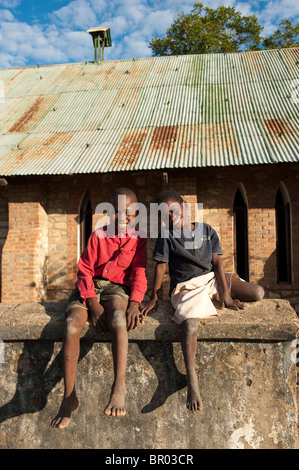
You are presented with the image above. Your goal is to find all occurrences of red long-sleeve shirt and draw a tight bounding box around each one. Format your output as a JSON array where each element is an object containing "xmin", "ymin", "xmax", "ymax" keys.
[{"xmin": 76, "ymin": 227, "xmax": 147, "ymax": 304}]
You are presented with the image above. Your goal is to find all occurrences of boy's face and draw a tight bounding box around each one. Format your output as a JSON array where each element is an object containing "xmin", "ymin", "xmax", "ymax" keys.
[
  {"xmin": 112, "ymin": 193, "xmax": 137, "ymax": 235},
  {"xmin": 163, "ymin": 200, "xmax": 190, "ymax": 230}
]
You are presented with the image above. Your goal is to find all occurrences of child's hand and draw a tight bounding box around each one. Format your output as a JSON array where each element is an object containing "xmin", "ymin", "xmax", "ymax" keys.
[
  {"xmin": 87, "ymin": 298, "xmax": 107, "ymax": 332},
  {"xmin": 221, "ymin": 292, "xmax": 245, "ymax": 311},
  {"xmin": 126, "ymin": 301, "xmax": 142, "ymax": 331},
  {"xmin": 139, "ymin": 298, "xmax": 158, "ymax": 317}
]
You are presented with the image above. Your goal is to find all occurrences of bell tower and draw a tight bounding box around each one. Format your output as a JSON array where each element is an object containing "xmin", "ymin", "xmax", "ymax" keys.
[{"xmin": 87, "ymin": 26, "xmax": 112, "ymax": 62}]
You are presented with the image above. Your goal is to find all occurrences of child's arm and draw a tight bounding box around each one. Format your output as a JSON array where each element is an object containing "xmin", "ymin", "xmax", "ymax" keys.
[
  {"xmin": 76, "ymin": 234, "xmax": 107, "ymax": 330},
  {"xmin": 212, "ymin": 254, "xmax": 244, "ymax": 310},
  {"xmin": 86, "ymin": 297, "xmax": 107, "ymax": 331},
  {"xmin": 126, "ymin": 236, "xmax": 147, "ymax": 331},
  {"xmin": 140, "ymin": 261, "xmax": 167, "ymax": 316}
]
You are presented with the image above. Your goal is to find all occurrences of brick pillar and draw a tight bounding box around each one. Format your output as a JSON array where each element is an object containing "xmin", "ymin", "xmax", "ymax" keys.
[{"xmin": 1, "ymin": 183, "xmax": 48, "ymax": 303}]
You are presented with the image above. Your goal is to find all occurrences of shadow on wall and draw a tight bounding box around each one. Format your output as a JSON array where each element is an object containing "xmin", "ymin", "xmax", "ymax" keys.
[
  {"xmin": 257, "ymin": 250, "xmax": 276, "ymax": 294},
  {"xmin": 257, "ymin": 250, "xmax": 294, "ymax": 300},
  {"xmin": 139, "ymin": 331, "xmax": 186, "ymax": 414},
  {"xmin": 0, "ymin": 304, "xmax": 92, "ymax": 424},
  {"xmin": 0, "ymin": 305, "xmax": 185, "ymax": 423}
]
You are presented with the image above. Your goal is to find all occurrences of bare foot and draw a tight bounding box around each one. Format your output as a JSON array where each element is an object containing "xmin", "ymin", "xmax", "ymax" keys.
[
  {"xmin": 186, "ymin": 374, "xmax": 203, "ymax": 412},
  {"xmin": 104, "ymin": 383, "xmax": 126, "ymax": 417},
  {"xmin": 51, "ymin": 392, "xmax": 79, "ymax": 429}
]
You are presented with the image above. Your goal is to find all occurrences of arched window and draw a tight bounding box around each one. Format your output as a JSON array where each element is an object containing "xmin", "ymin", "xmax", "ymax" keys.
[
  {"xmin": 233, "ymin": 187, "xmax": 249, "ymax": 281},
  {"xmin": 275, "ymin": 184, "xmax": 292, "ymax": 284},
  {"xmin": 79, "ymin": 191, "xmax": 92, "ymax": 253}
]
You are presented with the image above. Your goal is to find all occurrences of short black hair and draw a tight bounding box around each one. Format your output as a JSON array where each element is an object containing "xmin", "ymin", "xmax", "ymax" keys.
[
  {"xmin": 110, "ymin": 188, "xmax": 137, "ymax": 205},
  {"xmin": 156, "ymin": 190, "xmax": 184, "ymax": 205}
]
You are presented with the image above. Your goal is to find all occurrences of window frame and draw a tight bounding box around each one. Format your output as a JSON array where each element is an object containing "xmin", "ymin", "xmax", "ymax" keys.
[
  {"xmin": 233, "ymin": 185, "xmax": 249, "ymax": 282},
  {"xmin": 79, "ymin": 191, "xmax": 92, "ymax": 254},
  {"xmin": 275, "ymin": 183, "xmax": 292, "ymax": 285}
]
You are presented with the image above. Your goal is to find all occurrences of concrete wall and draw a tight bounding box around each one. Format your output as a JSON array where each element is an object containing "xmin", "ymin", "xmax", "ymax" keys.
[{"xmin": 0, "ymin": 299, "xmax": 298, "ymax": 449}]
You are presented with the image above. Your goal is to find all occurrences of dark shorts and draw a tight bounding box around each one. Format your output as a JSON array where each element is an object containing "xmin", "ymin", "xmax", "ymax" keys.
[{"xmin": 65, "ymin": 278, "xmax": 130, "ymax": 314}]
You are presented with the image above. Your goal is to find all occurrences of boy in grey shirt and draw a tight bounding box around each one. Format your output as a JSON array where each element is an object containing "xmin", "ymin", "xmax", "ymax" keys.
[{"xmin": 141, "ymin": 190, "xmax": 264, "ymax": 412}]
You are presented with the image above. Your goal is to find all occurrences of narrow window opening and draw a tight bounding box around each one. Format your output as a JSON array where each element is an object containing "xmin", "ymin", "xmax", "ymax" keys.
[
  {"xmin": 79, "ymin": 191, "xmax": 92, "ymax": 253},
  {"xmin": 233, "ymin": 188, "xmax": 249, "ymax": 281},
  {"xmin": 275, "ymin": 186, "xmax": 292, "ymax": 284}
]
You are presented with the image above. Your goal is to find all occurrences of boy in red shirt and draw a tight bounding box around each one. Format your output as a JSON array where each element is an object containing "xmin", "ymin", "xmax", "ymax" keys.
[{"xmin": 51, "ymin": 188, "xmax": 147, "ymax": 429}]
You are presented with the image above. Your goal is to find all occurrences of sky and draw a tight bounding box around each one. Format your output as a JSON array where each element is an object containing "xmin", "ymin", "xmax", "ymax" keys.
[{"xmin": 0, "ymin": 0, "xmax": 298, "ymax": 68}]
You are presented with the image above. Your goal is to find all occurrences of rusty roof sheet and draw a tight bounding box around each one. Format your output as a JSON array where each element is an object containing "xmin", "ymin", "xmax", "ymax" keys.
[{"xmin": 0, "ymin": 48, "xmax": 298, "ymax": 176}]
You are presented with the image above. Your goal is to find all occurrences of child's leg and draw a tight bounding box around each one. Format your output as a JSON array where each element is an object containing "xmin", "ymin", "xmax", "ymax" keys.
[
  {"xmin": 51, "ymin": 307, "xmax": 88, "ymax": 429},
  {"xmin": 102, "ymin": 297, "xmax": 128, "ymax": 417},
  {"xmin": 180, "ymin": 318, "xmax": 203, "ymax": 412},
  {"xmin": 231, "ymin": 277, "xmax": 264, "ymax": 302}
]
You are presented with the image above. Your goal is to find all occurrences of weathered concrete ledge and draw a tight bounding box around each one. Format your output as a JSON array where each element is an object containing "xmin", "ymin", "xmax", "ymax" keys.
[
  {"xmin": 0, "ymin": 298, "xmax": 298, "ymax": 342},
  {"xmin": 0, "ymin": 299, "xmax": 298, "ymax": 450}
]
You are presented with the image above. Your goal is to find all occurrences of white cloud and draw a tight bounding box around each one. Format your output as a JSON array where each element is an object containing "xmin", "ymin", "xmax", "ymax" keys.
[
  {"xmin": 50, "ymin": 0, "xmax": 98, "ymax": 29},
  {"xmin": 60, "ymin": 30, "xmax": 91, "ymax": 61},
  {"xmin": 247, "ymin": 0, "xmax": 299, "ymax": 38},
  {"xmin": 121, "ymin": 5, "xmax": 148, "ymax": 24},
  {"xmin": 0, "ymin": 0, "xmax": 298, "ymax": 68},
  {"xmin": 0, "ymin": 51, "xmax": 17, "ymax": 68},
  {"xmin": 0, "ymin": 18, "xmax": 89, "ymax": 67},
  {"xmin": 100, "ymin": 3, "xmax": 178, "ymax": 60},
  {"xmin": 0, "ymin": 9, "xmax": 14, "ymax": 21},
  {"xmin": 0, "ymin": 0, "xmax": 21, "ymax": 7},
  {"xmin": 123, "ymin": 32, "xmax": 151, "ymax": 57},
  {"xmin": 257, "ymin": 0, "xmax": 299, "ymax": 23},
  {"xmin": 233, "ymin": 2, "xmax": 254, "ymax": 16},
  {"xmin": 141, "ymin": 9, "xmax": 175, "ymax": 36},
  {"xmin": 261, "ymin": 20, "xmax": 277, "ymax": 36},
  {"xmin": 108, "ymin": 15, "xmax": 127, "ymax": 38},
  {"xmin": 88, "ymin": 0, "xmax": 106, "ymax": 15}
]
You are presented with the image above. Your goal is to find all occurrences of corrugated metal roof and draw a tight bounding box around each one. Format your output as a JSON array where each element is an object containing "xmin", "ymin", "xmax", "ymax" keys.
[{"xmin": 0, "ymin": 48, "xmax": 298, "ymax": 176}]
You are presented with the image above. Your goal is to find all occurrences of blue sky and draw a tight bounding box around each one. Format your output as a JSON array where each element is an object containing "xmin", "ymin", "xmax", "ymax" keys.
[{"xmin": 0, "ymin": 0, "xmax": 298, "ymax": 68}]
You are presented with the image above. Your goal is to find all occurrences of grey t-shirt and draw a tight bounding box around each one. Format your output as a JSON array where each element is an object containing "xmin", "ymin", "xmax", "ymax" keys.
[{"xmin": 153, "ymin": 222, "xmax": 224, "ymax": 294}]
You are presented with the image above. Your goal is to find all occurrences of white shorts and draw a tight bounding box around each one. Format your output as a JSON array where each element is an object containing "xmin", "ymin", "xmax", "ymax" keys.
[{"xmin": 170, "ymin": 271, "xmax": 240, "ymax": 325}]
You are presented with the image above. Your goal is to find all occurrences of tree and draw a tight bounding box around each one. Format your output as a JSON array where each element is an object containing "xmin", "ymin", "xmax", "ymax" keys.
[
  {"xmin": 150, "ymin": 2, "xmax": 298, "ymax": 56},
  {"xmin": 262, "ymin": 20, "xmax": 299, "ymax": 49},
  {"xmin": 150, "ymin": 3, "xmax": 262, "ymax": 56}
]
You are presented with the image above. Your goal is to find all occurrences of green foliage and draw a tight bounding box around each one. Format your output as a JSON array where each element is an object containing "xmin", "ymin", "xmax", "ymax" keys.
[
  {"xmin": 262, "ymin": 20, "xmax": 299, "ymax": 49},
  {"xmin": 150, "ymin": 2, "xmax": 298, "ymax": 56}
]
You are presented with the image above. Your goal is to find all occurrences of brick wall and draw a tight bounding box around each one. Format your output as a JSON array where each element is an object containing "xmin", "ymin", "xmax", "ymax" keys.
[
  {"xmin": 1, "ymin": 180, "xmax": 48, "ymax": 302},
  {"xmin": 0, "ymin": 183, "xmax": 8, "ymax": 296},
  {"xmin": 1, "ymin": 162, "xmax": 299, "ymax": 314}
]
